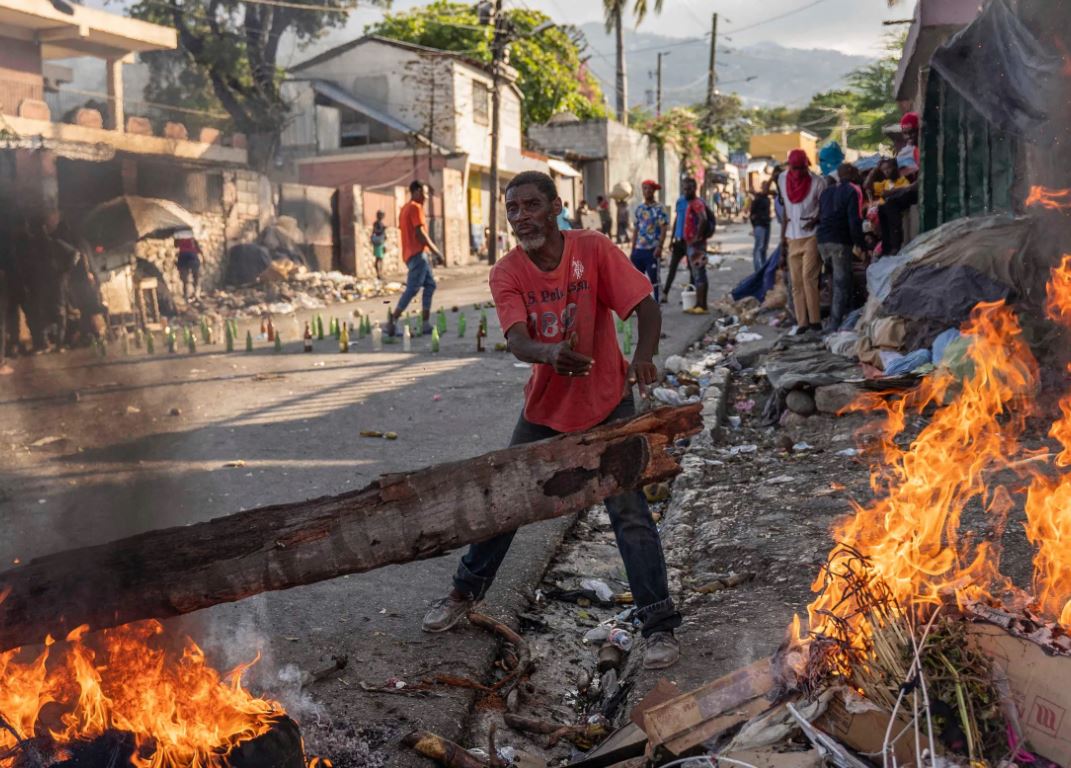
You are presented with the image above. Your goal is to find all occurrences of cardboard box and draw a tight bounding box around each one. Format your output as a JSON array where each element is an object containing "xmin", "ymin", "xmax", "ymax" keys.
[
  {"xmin": 816, "ymin": 691, "xmax": 929, "ymax": 767},
  {"xmin": 969, "ymin": 622, "xmax": 1071, "ymax": 766}
]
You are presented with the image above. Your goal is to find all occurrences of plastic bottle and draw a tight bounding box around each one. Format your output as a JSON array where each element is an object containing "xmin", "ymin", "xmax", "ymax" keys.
[
  {"xmin": 430, "ymin": 326, "xmax": 440, "ymax": 353},
  {"xmin": 259, "ymin": 317, "xmax": 267, "ymax": 340},
  {"xmin": 371, "ymin": 321, "xmax": 383, "ymax": 351},
  {"xmin": 303, "ymin": 322, "xmax": 313, "ymax": 352},
  {"xmin": 608, "ymin": 627, "xmax": 633, "ymax": 652},
  {"xmin": 402, "ymin": 323, "xmax": 412, "ymax": 352}
]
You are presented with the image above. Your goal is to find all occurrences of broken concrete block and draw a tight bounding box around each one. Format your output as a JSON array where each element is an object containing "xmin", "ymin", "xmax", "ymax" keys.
[
  {"xmin": 163, "ymin": 121, "xmax": 188, "ymax": 140},
  {"xmin": 785, "ymin": 389, "xmax": 816, "ymax": 416},
  {"xmin": 198, "ymin": 127, "xmax": 221, "ymax": 144},
  {"xmin": 814, "ymin": 382, "xmax": 860, "ymax": 414},
  {"xmin": 126, "ymin": 116, "xmax": 153, "ymax": 135},
  {"xmin": 73, "ymin": 108, "xmax": 103, "ymax": 129},
  {"xmin": 17, "ymin": 98, "xmax": 49, "ymax": 121}
]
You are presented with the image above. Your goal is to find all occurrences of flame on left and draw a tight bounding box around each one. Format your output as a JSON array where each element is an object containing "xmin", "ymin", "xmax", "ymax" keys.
[{"xmin": 0, "ymin": 619, "xmax": 282, "ymax": 768}]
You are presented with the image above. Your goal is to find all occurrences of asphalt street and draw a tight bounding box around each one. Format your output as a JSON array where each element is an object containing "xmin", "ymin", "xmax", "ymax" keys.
[{"xmin": 0, "ymin": 222, "xmax": 755, "ymax": 765}]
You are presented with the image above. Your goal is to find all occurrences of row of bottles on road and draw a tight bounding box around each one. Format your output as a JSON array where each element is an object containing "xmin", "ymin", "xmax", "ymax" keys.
[{"xmin": 91, "ymin": 304, "xmax": 494, "ymax": 359}]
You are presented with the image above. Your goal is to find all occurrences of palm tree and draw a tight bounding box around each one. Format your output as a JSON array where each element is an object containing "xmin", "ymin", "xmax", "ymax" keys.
[{"xmin": 603, "ymin": 0, "xmax": 663, "ymax": 126}]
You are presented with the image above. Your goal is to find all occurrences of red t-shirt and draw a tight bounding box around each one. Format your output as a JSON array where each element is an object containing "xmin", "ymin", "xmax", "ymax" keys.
[
  {"xmin": 399, "ymin": 200, "xmax": 426, "ymax": 263},
  {"xmin": 489, "ymin": 230, "xmax": 652, "ymax": 432}
]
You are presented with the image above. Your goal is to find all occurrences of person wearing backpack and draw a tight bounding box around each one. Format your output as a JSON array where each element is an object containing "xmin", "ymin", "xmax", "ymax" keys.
[{"xmin": 682, "ymin": 177, "xmax": 713, "ymax": 314}]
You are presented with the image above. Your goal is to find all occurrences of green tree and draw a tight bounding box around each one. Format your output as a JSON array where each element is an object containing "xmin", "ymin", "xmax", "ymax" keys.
[
  {"xmin": 130, "ymin": 0, "xmax": 389, "ymax": 169},
  {"xmin": 603, "ymin": 0, "xmax": 663, "ymax": 125},
  {"xmin": 633, "ymin": 106, "xmax": 715, "ymax": 175},
  {"xmin": 366, "ymin": 1, "xmax": 606, "ymax": 128}
]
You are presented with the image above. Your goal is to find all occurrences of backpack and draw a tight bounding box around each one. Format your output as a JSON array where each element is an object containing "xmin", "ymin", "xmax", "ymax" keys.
[{"xmin": 702, "ymin": 202, "xmax": 717, "ymax": 239}]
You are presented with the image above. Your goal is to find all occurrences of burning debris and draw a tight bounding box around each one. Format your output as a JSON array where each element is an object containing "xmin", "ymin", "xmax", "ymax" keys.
[{"xmin": 0, "ymin": 620, "xmax": 294, "ymax": 768}]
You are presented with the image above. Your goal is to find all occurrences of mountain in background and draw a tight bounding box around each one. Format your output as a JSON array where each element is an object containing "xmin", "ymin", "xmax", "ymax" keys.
[{"xmin": 579, "ymin": 23, "xmax": 873, "ymax": 110}]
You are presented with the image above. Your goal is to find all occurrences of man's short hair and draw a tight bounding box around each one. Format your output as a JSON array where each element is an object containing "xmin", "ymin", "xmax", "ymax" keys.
[
  {"xmin": 506, "ymin": 171, "xmax": 558, "ymax": 203},
  {"xmin": 409, "ymin": 180, "xmax": 424, "ymax": 194}
]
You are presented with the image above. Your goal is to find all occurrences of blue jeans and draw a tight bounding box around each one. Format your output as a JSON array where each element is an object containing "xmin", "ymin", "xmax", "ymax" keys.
[
  {"xmin": 630, "ymin": 247, "xmax": 660, "ymax": 302},
  {"xmin": 752, "ymin": 225, "xmax": 770, "ymax": 273},
  {"xmin": 453, "ymin": 397, "xmax": 682, "ymax": 637},
  {"xmin": 395, "ymin": 252, "xmax": 437, "ymax": 315},
  {"xmin": 687, "ymin": 243, "xmax": 708, "ymax": 287}
]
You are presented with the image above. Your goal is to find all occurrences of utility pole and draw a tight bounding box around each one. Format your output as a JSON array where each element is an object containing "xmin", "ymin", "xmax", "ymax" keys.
[
  {"xmin": 656, "ymin": 51, "xmax": 669, "ymax": 117},
  {"xmin": 704, "ymin": 13, "xmax": 718, "ymax": 129},
  {"xmin": 487, "ymin": 0, "xmax": 505, "ymax": 265}
]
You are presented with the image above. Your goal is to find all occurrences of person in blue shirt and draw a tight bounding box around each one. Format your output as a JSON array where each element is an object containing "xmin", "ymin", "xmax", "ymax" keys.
[
  {"xmin": 556, "ymin": 201, "xmax": 573, "ymax": 231},
  {"xmin": 660, "ymin": 191, "xmax": 690, "ymax": 304},
  {"xmin": 630, "ymin": 180, "xmax": 670, "ymax": 302}
]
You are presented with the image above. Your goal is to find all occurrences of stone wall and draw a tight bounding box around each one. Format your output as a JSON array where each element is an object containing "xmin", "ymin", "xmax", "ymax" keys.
[{"xmin": 135, "ymin": 210, "xmax": 227, "ymax": 297}]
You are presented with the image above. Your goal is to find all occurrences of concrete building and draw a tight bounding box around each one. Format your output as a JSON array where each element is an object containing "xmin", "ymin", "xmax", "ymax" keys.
[
  {"xmin": 281, "ymin": 36, "xmax": 554, "ymax": 270},
  {"xmin": 526, "ymin": 115, "xmax": 681, "ymax": 236},
  {"xmin": 893, "ymin": 0, "xmax": 981, "ymax": 115},
  {"xmin": 0, "ymin": 0, "xmax": 266, "ymax": 308},
  {"xmin": 747, "ymin": 131, "xmax": 819, "ymax": 166}
]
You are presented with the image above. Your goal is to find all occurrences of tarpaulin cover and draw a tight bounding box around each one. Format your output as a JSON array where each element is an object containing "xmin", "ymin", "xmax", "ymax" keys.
[
  {"xmin": 883, "ymin": 264, "xmax": 1010, "ymax": 325},
  {"xmin": 930, "ymin": 0, "xmax": 1062, "ymax": 143},
  {"xmin": 731, "ymin": 244, "xmax": 782, "ymax": 303}
]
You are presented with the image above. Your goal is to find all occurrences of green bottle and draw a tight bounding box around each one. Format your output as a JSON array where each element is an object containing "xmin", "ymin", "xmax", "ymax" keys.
[
  {"xmin": 437, "ymin": 308, "xmax": 447, "ymax": 335},
  {"xmin": 430, "ymin": 326, "xmax": 440, "ymax": 353},
  {"xmin": 145, "ymin": 332, "xmax": 155, "ymax": 355},
  {"xmin": 246, "ymin": 330, "xmax": 254, "ymax": 352},
  {"xmin": 623, "ymin": 322, "xmax": 633, "ymax": 356},
  {"xmin": 133, "ymin": 328, "xmax": 143, "ymax": 349},
  {"xmin": 316, "ymin": 314, "xmax": 325, "ymax": 340},
  {"xmin": 458, "ymin": 313, "xmax": 467, "ymax": 337},
  {"xmin": 230, "ymin": 319, "xmax": 239, "ymax": 340},
  {"xmin": 225, "ymin": 321, "xmax": 234, "ymax": 352},
  {"xmin": 188, "ymin": 333, "xmax": 196, "ymax": 354},
  {"xmin": 364, "ymin": 315, "xmax": 372, "ymax": 336},
  {"xmin": 166, "ymin": 330, "xmax": 176, "ymax": 354},
  {"xmin": 274, "ymin": 332, "xmax": 283, "ymax": 353},
  {"xmin": 200, "ymin": 317, "xmax": 209, "ymax": 343},
  {"xmin": 98, "ymin": 338, "xmax": 108, "ymax": 358},
  {"xmin": 480, "ymin": 309, "xmax": 488, "ymax": 334},
  {"xmin": 411, "ymin": 313, "xmax": 421, "ymax": 337}
]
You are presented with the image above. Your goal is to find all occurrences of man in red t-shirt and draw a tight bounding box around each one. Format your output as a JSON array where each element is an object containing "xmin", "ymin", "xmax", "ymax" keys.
[
  {"xmin": 422, "ymin": 171, "xmax": 682, "ymax": 670},
  {"xmin": 387, "ymin": 180, "xmax": 444, "ymax": 336}
]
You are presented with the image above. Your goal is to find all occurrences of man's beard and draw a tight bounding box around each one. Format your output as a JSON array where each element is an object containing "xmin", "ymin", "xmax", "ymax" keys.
[{"xmin": 518, "ymin": 233, "xmax": 547, "ymax": 252}]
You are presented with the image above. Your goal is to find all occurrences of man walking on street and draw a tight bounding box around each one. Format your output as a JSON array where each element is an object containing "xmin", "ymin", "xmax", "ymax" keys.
[
  {"xmin": 779, "ymin": 150, "xmax": 826, "ymax": 334},
  {"xmin": 421, "ymin": 170, "xmax": 682, "ymax": 670},
  {"xmin": 597, "ymin": 195, "xmax": 612, "ymax": 236},
  {"xmin": 749, "ymin": 181, "xmax": 772, "ymax": 273},
  {"xmin": 682, "ymin": 177, "xmax": 710, "ymax": 314},
  {"xmin": 630, "ymin": 180, "xmax": 669, "ymax": 302},
  {"xmin": 817, "ymin": 163, "xmax": 865, "ymax": 332},
  {"xmin": 660, "ymin": 188, "xmax": 689, "ymax": 304},
  {"xmin": 386, "ymin": 180, "xmax": 443, "ymax": 336}
]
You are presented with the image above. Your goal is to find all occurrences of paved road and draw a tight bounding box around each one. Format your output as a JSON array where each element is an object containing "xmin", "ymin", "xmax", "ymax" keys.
[{"xmin": 0, "ymin": 223, "xmax": 755, "ymax": 765}]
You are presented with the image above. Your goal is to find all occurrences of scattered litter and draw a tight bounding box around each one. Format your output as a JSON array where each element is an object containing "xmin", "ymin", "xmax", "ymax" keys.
[
  {"xmin": 222, "ymin": 460, "xmax": 246, "ymax": 468},
  {"xmin": 735, "ymin": 399, "xmax": 756, "ymax": 413},
  {"xmin": 767, "ymin": 475, "xmax": 795, "ymax": 484},
  {"xmin": 432, "ymin": 394, "xmax": 442, "ymax": 401},
  {"xmin": 792, "ymin": 442, "xmax": 814, "ymax": 452},
  {"xmin": 579, "ymin": 578, "xmax": 615, "ymax": 603},
  {"xmin": 513, "ymin": 362, "xmax": 531, "ymax": 368},
  {"xmin": 29, "ymin": 435, "xmax": 65, "ymax": 448},
  {"xmin": 653, "ymin": 387, "xmax": 699, "ymax": 406},
  {"xmin": 607, "ymin": 627, "xmax": 633, "ymax": 652},
  {"xmin": 736, "ymin": 332, "xmax": 763, "ymax": 343},
  {"xmin": 124, "ymin": 405, "xmax": 141, "ymax": 415},
  {"xmin": 836, "ymin": 447, "xmax": 860, "ymax": 457},
  {"xmin": 729, "ymin": 444, "xmax": 758, "ymax": 455},
  {"xmin": 727, "ymin": 415, "xmax": 742, "ymax": 429},
  {"xmin": 664, "ymin": 354, "xmax": 686, "ymax": 373},
  {"xmin": 583, "ymin": 626, "xmax": 611, "ymax": 645},
  {"xmin": 168, "ymin": 407, "xmax": 182, "ymax": 417}
]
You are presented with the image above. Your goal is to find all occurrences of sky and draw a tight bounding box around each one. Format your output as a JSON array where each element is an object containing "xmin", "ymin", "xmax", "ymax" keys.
[{"xmin": 328, "ymin": 0, "xmax": 913, "ymax": 59}]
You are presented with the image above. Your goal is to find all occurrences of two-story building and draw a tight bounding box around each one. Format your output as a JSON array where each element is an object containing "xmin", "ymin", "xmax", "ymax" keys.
[
  {"xmin": 0, "ymin": 0, "xmax": 266, "ymax": 303},
  {"xmin": 280, "ymin": 35, "xmax": 557, "ymax": 267}
]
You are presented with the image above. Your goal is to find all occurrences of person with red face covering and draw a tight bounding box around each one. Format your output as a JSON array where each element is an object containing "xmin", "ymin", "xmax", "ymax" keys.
[{"xmin": 778, "ymin": 149, "xmax": 826, "ymax": 334}]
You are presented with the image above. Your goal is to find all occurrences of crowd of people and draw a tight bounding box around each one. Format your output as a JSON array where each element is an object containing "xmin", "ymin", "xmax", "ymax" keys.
[
  {"xmin": 0, "ymin": 209, "xmax": 101, "ymax": 367},
  {"xmin": 742, "ymin": 111, "xmax": 921, "ymax": 337}
]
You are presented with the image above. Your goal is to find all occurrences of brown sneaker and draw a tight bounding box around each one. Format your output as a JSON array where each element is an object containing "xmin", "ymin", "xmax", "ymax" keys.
[
  {"xmin": 422, "ymin": 591, "xmax": 475, "ymax": 633},
  {"xmin": 643, "ymin": 631, "xmax": 680, "ymax": 670}
]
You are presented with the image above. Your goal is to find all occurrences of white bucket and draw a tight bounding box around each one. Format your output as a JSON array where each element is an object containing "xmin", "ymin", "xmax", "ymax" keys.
[{"xmin": 681, "ymin": 285, "xmax": 697, "ymax": 311}]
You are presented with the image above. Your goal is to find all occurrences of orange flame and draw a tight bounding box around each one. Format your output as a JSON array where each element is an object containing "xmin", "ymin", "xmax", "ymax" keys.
[
  {"xmin": 0, "ymin": 620, "xmax": 282, "ymax": 768},
  {"xmin": 806, "ymin": 300, "xmax": 1039, "ymax": 645},
  {"xmin": 1026, "ymin": 186, "xmax": 1071, "ymax": 211},
  {"xmin": 1025, "ymin": 255, "xmax": 1071, "ymax": 626}
]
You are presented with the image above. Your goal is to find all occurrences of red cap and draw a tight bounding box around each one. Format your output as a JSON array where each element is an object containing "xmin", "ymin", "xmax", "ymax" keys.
[
  {"xmin": 900, "ymin": 111, "xmax": 920, "ymax": 131},
  {"xmin": 641, "ymin": 179, "xmax": 661, "ymax": 190}
]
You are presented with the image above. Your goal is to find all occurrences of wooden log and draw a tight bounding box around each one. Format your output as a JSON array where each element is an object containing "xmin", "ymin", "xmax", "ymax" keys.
[{"xmin": 0, "ymin": 404, "xmax": 701, "ymax": 651}]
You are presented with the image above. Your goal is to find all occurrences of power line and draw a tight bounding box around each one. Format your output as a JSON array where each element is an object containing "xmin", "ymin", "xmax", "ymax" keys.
[{"xmin": 725, "ymin": 0, "xmax": 835, "ymax": 35}]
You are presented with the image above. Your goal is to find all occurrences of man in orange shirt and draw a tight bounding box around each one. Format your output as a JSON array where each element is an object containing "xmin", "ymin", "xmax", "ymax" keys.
[
  {"xmin": 387, "ymin": 180, "xmax": 444, "ymax": 336},
  {"xmin": 421, "ymin": 171, "xmax": 681, "ymax": 670}
]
